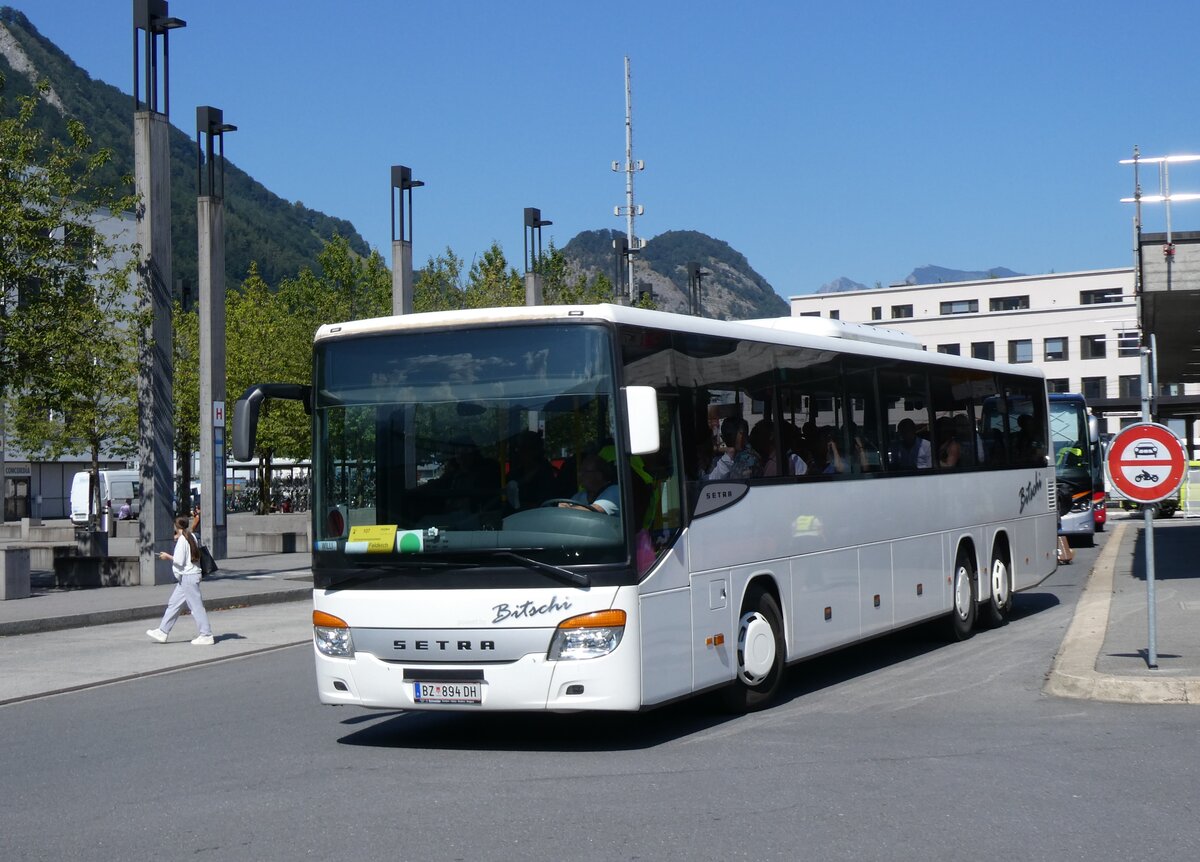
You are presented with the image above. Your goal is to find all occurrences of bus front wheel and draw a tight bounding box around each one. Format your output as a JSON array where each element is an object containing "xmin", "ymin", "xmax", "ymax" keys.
[
  {"xmin": 721, "ymin": 587, "xmax": 785, "ymax": 713},
  {"xmin": 947, "ymin": 549, "xmax": 977, "ymax": 641}
]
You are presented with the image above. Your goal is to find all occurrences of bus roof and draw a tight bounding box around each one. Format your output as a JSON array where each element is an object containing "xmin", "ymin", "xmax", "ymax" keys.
[{"xmin": 314, "ymin": 304, "xmax": 1045, "ymax": 379}]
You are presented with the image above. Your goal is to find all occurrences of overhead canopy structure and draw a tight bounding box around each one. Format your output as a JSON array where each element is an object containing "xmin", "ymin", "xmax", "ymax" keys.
[{"xmin": 1139, "ymin": 231, "xmax": 1200, "ymax": 384}]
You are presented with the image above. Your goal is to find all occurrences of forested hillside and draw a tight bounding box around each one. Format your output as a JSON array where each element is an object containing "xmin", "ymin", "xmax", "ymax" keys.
[{"xmin": 0, "ymin": 8, "xmax": 369, "ymax": 291}]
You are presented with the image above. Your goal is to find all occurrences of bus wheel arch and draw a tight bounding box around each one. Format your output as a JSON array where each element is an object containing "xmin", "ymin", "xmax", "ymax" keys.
[
  {"xmin": 947, "ymin": 539, "xmax": 978, "ymax": 641},
  {"xmin": 983, "ymin": 533, "xmax": 1013, "ymax": 627},
  {"xmin": 721, "ymin": 577, "xmax": 786, "ymax": 713}
]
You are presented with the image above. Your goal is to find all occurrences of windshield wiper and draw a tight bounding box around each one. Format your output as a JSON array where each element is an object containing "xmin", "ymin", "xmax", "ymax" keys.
[{"xmin": 488, "ymin": 551, "xmax": 590, "ymax": 588}]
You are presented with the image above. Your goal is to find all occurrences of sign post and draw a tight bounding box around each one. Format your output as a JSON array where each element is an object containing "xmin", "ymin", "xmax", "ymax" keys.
[{"xmin": 1105, "ymin": 422, "xmax": 1188, "ymax": 668}]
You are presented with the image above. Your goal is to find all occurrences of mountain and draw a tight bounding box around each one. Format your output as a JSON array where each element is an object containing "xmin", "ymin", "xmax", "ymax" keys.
[
  {"xmin": 817, "ymin": 276, "xmax": 868, "ymax": 294},
  {"xmin": 813, "ymin": 265, "xmax": 1026, "ymax": 294},
  {"xmin": 562, "ymin": 229, "xmax": 789, "ymax": 320},
  {"xmin": 904, "ymin": 265, "xmax": 1023, "ymax": 285},
  {"xmin": 0, "ymin": 7, "xmax": 370, "ymax": 291}
]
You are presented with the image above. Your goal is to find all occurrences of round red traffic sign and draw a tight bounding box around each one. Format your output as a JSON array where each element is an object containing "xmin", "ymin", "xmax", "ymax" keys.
[{"xmin": 1105, "ymin": 422, "xmax": 1187, "ymax": 504}]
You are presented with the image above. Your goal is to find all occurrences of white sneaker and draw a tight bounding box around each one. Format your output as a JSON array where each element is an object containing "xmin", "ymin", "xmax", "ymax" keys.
[
  {"xmin": 191, "ymin": 634, "xmax": 215, "ymax": 646},
  {"xmin": 146, "ymin": 628, "xmax": 168, "ymax": 643}
]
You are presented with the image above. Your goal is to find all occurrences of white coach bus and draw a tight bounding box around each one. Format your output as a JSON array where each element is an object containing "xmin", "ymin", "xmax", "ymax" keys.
[{"xmin": 233, "ymin": 304, "xmax": 1057, "ymax": 713}]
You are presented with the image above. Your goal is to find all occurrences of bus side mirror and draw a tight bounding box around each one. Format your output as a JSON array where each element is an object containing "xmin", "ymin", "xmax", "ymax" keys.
[
  {"xmin": 624, "ymin": 386, "xmax": 660, "ymax": 455},
  {"xmin": 232, "ymin": 383, "xmax": 312, "ymax": 462}
]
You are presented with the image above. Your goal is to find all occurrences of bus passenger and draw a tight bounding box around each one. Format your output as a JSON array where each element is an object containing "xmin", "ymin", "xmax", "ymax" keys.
[
  {"xmin": 891, "ymin": 418, "xmax": 932, "ymax": 470},
  {"xmin": 782, "ymin": 422, "xmax": 811, "ymax": 476},
  {"xmin": 750, "ymin": 420, "xmax": 779, "ymax": 477},
  {"xmin": 936, "ymin": 416, "xmax": 962, "ymax": 468},
  {"xmin": 707, "ymin": 417, "xmax": 762, "ymax": 480}
]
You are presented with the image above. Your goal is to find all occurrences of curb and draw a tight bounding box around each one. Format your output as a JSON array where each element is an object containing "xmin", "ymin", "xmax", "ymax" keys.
[
  {"xmin": 1044, "ymin": 521, "xmax": 1200, "ymax": 705},
  {"xmin": 0, "ymin": 587, "xmax": 312, "ymax": 638}
]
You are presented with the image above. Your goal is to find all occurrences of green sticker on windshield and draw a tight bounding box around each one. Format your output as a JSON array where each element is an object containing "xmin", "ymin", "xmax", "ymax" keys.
[{"xmin": 396, "ymin": 530, "xmax": 424, "ymax": 553}]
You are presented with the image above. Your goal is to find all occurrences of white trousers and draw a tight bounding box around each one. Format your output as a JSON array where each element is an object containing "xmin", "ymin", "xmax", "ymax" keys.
[{"xmin": 158, "ymin": 573, "xmax": 212, "ymax": 636}]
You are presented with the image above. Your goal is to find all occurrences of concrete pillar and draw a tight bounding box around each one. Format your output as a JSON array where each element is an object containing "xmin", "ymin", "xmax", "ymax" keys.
[
  {"xmin": 198, "ymin": 196, "xmax": 228, "ymax": 559},
  {"xmin": 392, "ymin": 239, "xmax": 413, "ymax": 316},
  {"xmin": 525, "ymin": 271, "xmax": 543, "ymax": 306},
  {"xmin": 134, "ymin": 111, "xmax": 175, "ymax": 587},
  {"xmin": 0, "ymin": 548, "xmax": 30, "ymax": 601}
]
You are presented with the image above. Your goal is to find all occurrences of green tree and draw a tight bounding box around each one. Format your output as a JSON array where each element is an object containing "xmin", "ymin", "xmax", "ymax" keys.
[
  {"xmin": 464, "ymin": 242, "xmax": 522, "ymax": 308},
  {"xmin": 414, "ymin": 247, "xmax": 465, "ymax": 312},
  {"xmin": 539, "ymin": 242, "xmax": 621, "ymax": 305},
  {"xmin": 1, "ymin": 74, "xmax": 139, "ymax": 523},
  {"xmin": 227, "ymin": 265, "xmax": 307, "ymax": 513}
]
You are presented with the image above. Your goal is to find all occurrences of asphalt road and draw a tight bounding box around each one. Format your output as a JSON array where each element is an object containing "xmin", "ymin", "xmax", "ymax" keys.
[{"xmin": 4, "ymin": 529, "xmax": 1198, "ymax": 861}]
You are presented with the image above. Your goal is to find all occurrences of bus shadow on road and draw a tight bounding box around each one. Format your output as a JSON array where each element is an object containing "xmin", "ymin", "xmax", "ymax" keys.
[{"xmin": 335, "ymin": 594, "xmax": 1060, "ymax": 752}]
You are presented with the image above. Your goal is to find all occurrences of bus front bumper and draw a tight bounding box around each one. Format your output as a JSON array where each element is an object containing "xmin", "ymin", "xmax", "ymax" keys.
[{"xmin": 313, "ymin": 644, "xmax": 643, "ymax": 712}]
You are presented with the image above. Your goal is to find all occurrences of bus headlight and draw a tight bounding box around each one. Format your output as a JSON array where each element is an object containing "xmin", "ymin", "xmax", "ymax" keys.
[
  {"xmin": 548, "ymin": 610, "xmax": 626, "ymax": 661},
  {"xmin": 313, "ymin": 610, "xmax": 354, "ymax": 658}
]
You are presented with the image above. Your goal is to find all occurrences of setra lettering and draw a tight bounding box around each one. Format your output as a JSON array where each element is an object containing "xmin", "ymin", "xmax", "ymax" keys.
[{"xmin": 392, "ymin": 639, "xmax": 497, "ymax": 651}]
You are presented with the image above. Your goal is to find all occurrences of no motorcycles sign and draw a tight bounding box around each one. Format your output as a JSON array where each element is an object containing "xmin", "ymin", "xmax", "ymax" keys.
[{"xmin": 1105, "ymin": 422, "xmax": 1187, "ymax": 504}]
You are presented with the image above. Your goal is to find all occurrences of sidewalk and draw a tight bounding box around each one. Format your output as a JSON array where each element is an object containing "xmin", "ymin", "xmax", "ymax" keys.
[
  {"xmin": 1045, "ymin": 513, "xmax": 1200, "ymax": 704},
  {"xmin": 0, "ymin": 548, "xmax": 313, "ymax": 637}
]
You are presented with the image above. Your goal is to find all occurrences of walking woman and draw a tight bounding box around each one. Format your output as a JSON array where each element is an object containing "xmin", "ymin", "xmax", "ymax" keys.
[{"xmin": 146, "ymin": 516, "xmax": 214, "ymax": 645}]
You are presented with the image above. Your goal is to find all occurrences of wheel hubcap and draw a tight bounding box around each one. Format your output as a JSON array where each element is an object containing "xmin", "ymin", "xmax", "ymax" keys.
[
  {"xmin": 738, "ymin": 611, "xmax": 776, "ymax": 684},
  {"xmin": 991, "ymin": 559, "xmax": 1009, "ymax": 606},
  {"xmin": 954, "ymin": 565, "xmax": 971, "ymax": 619}
]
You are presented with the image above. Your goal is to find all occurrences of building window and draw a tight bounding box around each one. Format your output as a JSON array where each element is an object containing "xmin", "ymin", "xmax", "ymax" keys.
[
  {"xmin": 1082, "ymin": 377, "xmax": 1106, "ymax": 400},
  {"xmin": 871, "ymin": 306, "xmax": 882, "ymax": 320},
  {"xmin": 990, "ymin": 295, "xmax": 1029, "ymax": 311},
  {"xmin": 1117, "ymin": 331, "xmax": 1139, "ymax": 358},
  {"xmin": 1080, "ymin": 288, "xmax": 1123, "ymax": 304},
  {"xmin": 1081, "ymin": 334, "xmax": 1106, "ymax": 359},
  {"xmin": 939, "ymin": 299, "xmax": 978, "ymax": 315},
  {"xmin": 1047, "ymin": 378, "xmax": 1070, "ymax": 393},
  {"xmin": 829, "ymin": 310, "xmax": 839, "ymax": 320},
  {"xmin": 937, "ymin": 343, "xmax": 961, "ymax": 355},
  {"xmin": 1044, "ymin": 337, "xmax": 1068, "ymax": 361},
  {"xmin": 891, "ymin": 304, "xmax": 913, "ymax": 319},
  {"xmin": 1161, "ymin": 382, "xmax": 1184, "ymax": 397},
  {"xmin": 971, "ymin": 341, "xmax": 994, "ymax": 361},
  {"xmin": 799, "ymin": 311, "xmax": 820, "ymax": 317},
  {"xmin": 1119, "ymin": 375, "xmax": 1140, "ymax": 398},
  {"xmin": 1008, "ymin": 339, "xmax": 1033, "ymax": 363}
]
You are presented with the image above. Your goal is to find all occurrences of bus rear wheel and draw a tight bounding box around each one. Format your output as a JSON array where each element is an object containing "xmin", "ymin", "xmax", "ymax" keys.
[
  {"xmin": 947, "ymin": 548, "xmax": 977, "ymax": 641},
  {"xmin": 983, "ymin": 549, "xmax": 1012, "ymax": 627},
  {"xmin": 721, "ymin": 587, "xmax": 785, "ymax": 713}
]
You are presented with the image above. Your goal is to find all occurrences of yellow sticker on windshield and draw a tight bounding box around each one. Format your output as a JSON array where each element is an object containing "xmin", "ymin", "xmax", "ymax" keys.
[{"xmin": 347, "ymin": 525, "xmax": 398, "ymax": 553}]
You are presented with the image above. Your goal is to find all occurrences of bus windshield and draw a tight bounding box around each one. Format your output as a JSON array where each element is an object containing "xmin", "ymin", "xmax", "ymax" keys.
[
  {"xmin": 1049, "ymin": 398, "xmax": 1090, "ymax": 484},
  {"xmin": 312, "ymin": 323, "xmax": 627, "ymax": 578}
]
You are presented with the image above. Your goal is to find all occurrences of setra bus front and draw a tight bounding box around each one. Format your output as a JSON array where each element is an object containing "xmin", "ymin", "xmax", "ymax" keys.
[{"xmin": 234, "ymin": 310, "xmax": 658, "ymax": 711}]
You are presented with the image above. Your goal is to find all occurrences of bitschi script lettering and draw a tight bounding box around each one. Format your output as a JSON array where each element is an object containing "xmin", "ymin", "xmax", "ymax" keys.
[
  {"xmin": 492, "ymin": 596, "xmax": 572, "ymax": 624},
  {"xmin": 1018, "ymin": 474, "xmax": 1045, "ymax": 514}
]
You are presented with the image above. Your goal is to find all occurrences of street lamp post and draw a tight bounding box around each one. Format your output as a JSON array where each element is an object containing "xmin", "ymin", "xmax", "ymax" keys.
[
  {"xmin": 686, "ymin": 262, "xmax": 709, "ymax": 317},
  {"xmin": 523, "ymin": 207, "xmax": 552, "ymax": 306},
  {"xmin": 133, "ymin": 0, "xmax": 185, "ymax": 586},
  {"xmin": 390, "ymin": 165, "xmax": 423, "ymax": 316},
  {"xmin": 197, "ymin": 106, "xmax": 236, "ymax": 559}
]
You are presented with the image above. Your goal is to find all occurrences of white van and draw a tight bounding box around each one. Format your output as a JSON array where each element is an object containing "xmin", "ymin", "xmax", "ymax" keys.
[{"xmin": 70, "ymin": 470, "xmax": 141, "ymax": 525}]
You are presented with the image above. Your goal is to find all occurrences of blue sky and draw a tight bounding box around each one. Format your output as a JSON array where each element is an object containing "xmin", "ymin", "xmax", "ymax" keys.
[{"xmin": 10, "ymin": 1, "xmax": 1200, "ymax": 298}]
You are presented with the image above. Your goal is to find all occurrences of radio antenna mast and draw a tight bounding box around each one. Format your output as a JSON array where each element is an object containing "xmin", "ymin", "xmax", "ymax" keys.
[{"xmin": 612, "ymin": 55, "xmax": 644, "ymax": 303}]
